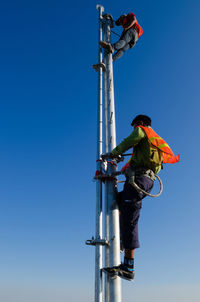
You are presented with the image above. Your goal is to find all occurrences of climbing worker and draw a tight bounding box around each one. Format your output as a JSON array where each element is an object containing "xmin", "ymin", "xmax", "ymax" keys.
[
  {"xmin": 101, "ymin": 115, "xmax": 179, "ymax": 281},
  {"xmin": 93, "ymin": 11, "xmax": 143, "ymax": 71}
]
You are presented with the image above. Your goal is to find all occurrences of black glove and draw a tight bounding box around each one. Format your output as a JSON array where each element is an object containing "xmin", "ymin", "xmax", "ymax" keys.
[
  {"xmin": 101, "ymin": 153, "xmax": 124, "ymax": 162},
  {"xmin": 101, "ymin": 152, "xmax": 114, "ymax": 161}
]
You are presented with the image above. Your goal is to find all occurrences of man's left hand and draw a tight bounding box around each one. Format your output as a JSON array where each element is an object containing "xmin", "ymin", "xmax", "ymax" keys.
[{"xmin": 101, "ymin": 152, "xmax": 114, "ymax": 161}]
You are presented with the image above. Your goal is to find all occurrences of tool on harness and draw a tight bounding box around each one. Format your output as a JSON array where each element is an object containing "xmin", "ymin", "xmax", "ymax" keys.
[{"xmin": 124, "ymin": 166, "xmax": 163, "ymax": 198}]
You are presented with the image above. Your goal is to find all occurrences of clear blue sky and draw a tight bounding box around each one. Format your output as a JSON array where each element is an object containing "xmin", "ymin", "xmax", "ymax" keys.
[{"xmin": 0, "ymin": 0, "xmax": 199, "ymax": 301}]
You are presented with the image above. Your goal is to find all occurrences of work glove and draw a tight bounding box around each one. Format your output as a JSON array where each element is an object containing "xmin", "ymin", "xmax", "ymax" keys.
[
  {"xmin": 101, "ymin": 153, "xmax": 124, "ymax": 163},
  {"xmin": 101, "ymin": 152, "xmax": 114, "ymax": 161}
]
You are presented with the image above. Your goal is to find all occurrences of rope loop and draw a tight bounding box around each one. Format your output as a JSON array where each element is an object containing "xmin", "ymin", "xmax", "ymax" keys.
[{"xmin": 132, "ymin": 174, "xmax": 163, "ymax": 198}]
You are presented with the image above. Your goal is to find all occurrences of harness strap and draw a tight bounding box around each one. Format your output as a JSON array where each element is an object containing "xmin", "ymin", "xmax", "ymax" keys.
[
  {"xmin": 126, "ymin": 167, "xmax": 156, "ymax": 181},
  {"xmin": 124, "ymin": 166, "xmax": 163, "ymax": 198}
]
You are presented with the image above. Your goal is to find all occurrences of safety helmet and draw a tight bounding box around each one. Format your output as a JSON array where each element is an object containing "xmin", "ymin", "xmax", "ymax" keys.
[{"xmin": 131, "ymin": 115, "xmax": 152, "ymax": 127}]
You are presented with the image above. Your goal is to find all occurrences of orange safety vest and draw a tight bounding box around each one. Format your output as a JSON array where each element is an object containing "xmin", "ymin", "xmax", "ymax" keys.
[
  {"xmin": 138, "ymin": 126, "xmax": 179, "ymax": 164},
  {"xmin": 134, "ymin": 21, "xmax": 143, "ymax": 37},
  {"xmin": 122, "ymin": 13, "xmax": 143, "ymax": 37}
]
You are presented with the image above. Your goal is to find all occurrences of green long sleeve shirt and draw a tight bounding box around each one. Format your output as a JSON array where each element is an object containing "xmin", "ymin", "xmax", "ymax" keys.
[{"xmin": 111, "ymin": 127, "xmax": 162, "ymax": 174}]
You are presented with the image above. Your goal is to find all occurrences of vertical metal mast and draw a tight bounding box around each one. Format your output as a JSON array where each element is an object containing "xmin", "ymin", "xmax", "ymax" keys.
[
  {"xmin": 95, "ymin": 5, "xmax": 104, "ymax": 302},
  {"xmin": 87, "ymin": 6, "xmax": 122, "ymax": 302},
  {"xmin": 104, "ymin": 15, "xmax": 122, "ymax": 302},
  {"xmin": 103, "ymin": 27, "xmax": 110, "ymax": 302}
]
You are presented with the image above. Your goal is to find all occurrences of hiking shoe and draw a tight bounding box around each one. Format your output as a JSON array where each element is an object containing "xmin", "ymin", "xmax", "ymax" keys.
[
  {"xmin": 117, "ymin": 263, "xmax": 135, "ymax": 281},
  {"xmin": 102, "ymin": 266, "xmax": 118, "ymax": 278},
  {"xmin": 99, "ymin": 41, "xmax": 114, "ymax": 53},
  {"xmin": 92, "ymin": 62, "xmax": 106, "ymax": 72},
  {"xmin": 103, "ymin": 264, "xmax": 134, "ymax": 281}
]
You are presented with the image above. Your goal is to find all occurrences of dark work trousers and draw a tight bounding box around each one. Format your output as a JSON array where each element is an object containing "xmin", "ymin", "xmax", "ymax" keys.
[
  {"xmin": 117, "ymin": 175, "xmax": 154, "ymax": 250},
  {"xmin": 112, "ymin": 28, "xmax": 138, "ymax": 61}
]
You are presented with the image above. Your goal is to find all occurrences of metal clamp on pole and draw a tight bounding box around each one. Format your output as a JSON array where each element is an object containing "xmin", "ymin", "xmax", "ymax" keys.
[
  {"xmin": 86, "ymin": 237, "xmax": 110, "ymax": 246},
  {"xmin": 102, "ymin": 14, "xmax": 114, "ymax": 28}
]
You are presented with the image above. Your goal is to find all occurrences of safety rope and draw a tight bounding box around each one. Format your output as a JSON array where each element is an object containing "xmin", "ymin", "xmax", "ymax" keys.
[
  {"xmin": 117, "ymin": 173, "xmax": 163, "ymax": 197},
  {"xmin": 132, "ymin": 174, "xmax": 163, "ymax": 198},
  {"xmin": 97, "ymin": 156, "xmax": 163, "ymax": 197},
  {"xmin": 111, "ymin": 30, "xmax": 121, "ymax": 38}
]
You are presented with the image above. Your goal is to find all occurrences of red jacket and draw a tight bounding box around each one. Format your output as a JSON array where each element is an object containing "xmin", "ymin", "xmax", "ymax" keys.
[{"xmin": 122, "ymin": 12, "xmax": 143, "ymax": 37}]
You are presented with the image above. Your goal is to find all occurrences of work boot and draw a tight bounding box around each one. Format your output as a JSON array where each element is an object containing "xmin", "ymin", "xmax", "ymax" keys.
[
  {"xmin": 99, "ymin": 41, "xmax": 114, "ymax": 53},
  {"xmin": 103, "ymin": 264, "xmax": 134, "ymax": 282},
  {"xmin": 102, "ymin": 266, "xmax": 119, "ymax": 278},
  {"xmin": 92, "ymin": 62, "xmax": 106, "ymax": 72},
  {"xmin": 117, "ymin": 263, "xmax": 135, "ymax": 281}
]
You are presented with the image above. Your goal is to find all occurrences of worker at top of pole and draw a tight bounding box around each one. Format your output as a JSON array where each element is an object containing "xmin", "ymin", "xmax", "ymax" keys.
[
  {"xmin": 101, "ymin": 115, "xmax": 179, "ymax": 281},
  {"xmin": 93, "ymin": 11, "xmax": 143, "ymax": 72}
]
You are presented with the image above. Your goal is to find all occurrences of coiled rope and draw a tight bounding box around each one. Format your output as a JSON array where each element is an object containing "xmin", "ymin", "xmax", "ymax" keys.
[{"xmin": 132, "ymin": 174, "xmax": 163, "ymax": 198}]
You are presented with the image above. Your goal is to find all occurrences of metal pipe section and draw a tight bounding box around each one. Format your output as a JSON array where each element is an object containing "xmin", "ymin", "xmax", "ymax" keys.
[
  {"xmin": 103, "ymin": 29, "xmax": 110, "ymax": 302},
  {"xmin": 95, "ymin": 5, "xmax": 104, "ymax": 302},
  {"xmin": 104, "ymin": 19, "xmax": 122, "ymax": 302}
]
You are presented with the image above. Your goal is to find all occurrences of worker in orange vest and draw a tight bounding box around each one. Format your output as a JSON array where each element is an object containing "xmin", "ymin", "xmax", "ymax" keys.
[
  {"xmin": 102, "ymin": 115, "xmax": 179, "ymax": 281},
  {"xmin": 97, "ymin": 12, "xmax": 143, "ymax": 66}
]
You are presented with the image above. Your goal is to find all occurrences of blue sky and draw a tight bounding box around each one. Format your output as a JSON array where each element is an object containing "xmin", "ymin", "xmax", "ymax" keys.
[{"xmin": 0, "ymin": 0, "xmax": 200, "ymax": 301}]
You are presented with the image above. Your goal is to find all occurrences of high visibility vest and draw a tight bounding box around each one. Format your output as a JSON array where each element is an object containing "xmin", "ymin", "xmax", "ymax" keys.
[
  {"xmin": 122, "ymin": 13, "xmax": 143, "ymax": 37},
  {"xmin": 135, "ymin": 22, "xmax": 143, "ymax": 37},
  {"xmin": 138, "ymin": 126, "xmax": 179, "ymax": 164}
]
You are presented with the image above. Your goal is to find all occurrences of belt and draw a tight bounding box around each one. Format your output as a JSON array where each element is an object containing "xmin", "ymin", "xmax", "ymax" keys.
[{"xmin": 125, "ymin": 166, "xmax": 156, "ymax": 182}]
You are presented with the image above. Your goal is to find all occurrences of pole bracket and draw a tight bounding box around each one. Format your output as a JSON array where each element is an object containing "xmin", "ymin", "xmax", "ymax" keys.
[
  {"xmin": 85, "ymin": 237, "xmax": 110, "ymax": 246},
  {"xmin": 96, "ymin": 4, "xmax": 104, "ymax": 11},
  {"xmin": 102, "ymin": 14, "xmax": 114, "ymax": 28}
]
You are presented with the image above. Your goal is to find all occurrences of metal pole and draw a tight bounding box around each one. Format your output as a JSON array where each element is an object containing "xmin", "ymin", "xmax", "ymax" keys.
[
  {"xmin": 103, "ymin": 28, "xmax": 110, "ymax": 302},
  {"xmin": 95, "ymin": 5, "xmax": 104, "ymax": 302},
  {"xmin": 104, "ymin": 17, "xmax": 122, "ymax": 302}
]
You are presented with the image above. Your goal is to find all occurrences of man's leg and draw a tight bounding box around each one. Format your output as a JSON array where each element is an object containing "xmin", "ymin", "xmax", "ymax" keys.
[
  {"xmin": 125, "ymin": 249, "xmax": 135, "ymax": 258},
  {"xmin": 112, "ymin": 29, "xmax": 138, "ymax": 61},
  {"xmin": 113, "ymin": 29, "xmax": 135, "ymax": 51},
  {"xmin": 103, "ymin": 176, "xmax": 153, "ymax": 281},
  {"xmin": 103, "ymin": 182, "xmax": 141, "ymax": 281},
  {"xmin": 117, "ymin": 176, "xmax": 153, "ymax": 280},
  {"xmin": 98, "ymin": 28, "xmax": 136, "ymax": 54},
  {"xmin": 112, "ymin": 44, "xmax": 131, "ymax": 61},
  {"xmin": 103, "ymin": 201, "xmax": 140, "ymax": 281}
]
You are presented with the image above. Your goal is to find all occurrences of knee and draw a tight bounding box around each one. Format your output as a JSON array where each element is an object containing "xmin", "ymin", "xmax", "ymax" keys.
[
  {"xmin": 122, "ymin": 44, "xmax": 131, "ymax": 52},
  {"xmin": 113, "ymin": 39, "xmax": 126, "ymax": 50}
]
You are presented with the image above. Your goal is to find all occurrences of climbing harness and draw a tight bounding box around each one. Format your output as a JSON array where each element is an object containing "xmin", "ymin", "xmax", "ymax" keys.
[
  {"xmin": 94, "ymin": 156, "xmax": 163, "ymax": 198},
  {"xmin": 124, "ymin": 166, "xmax": 163, "ymax": 198}
]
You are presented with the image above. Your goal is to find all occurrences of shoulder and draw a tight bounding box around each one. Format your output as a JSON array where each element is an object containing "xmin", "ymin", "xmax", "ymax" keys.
[
  {"xmin": 134, "ymin": 126, "xmax": 146, "ymax": 137},
  {"xmin": 129, "ymin": 127, "xmax": 146, "ymax": 140}
]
